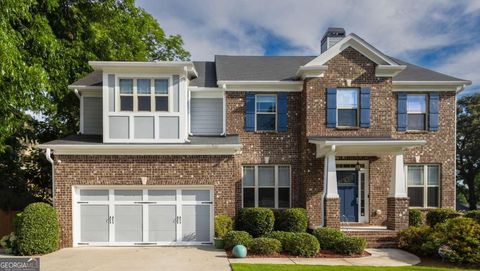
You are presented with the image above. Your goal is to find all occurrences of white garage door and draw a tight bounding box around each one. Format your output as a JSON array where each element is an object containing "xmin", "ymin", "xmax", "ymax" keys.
[{"xmin": 74, "ymin": 187, "xmax": 213, "ymax": 246}]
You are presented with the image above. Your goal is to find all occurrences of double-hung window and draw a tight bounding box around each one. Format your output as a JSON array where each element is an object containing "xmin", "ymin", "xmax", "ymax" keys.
[
  {"xmin": 118, "ymin": 78, "xmax": 169, "ymax": 112},
  {"xmin": 337, "ymin": 88, "xmax": 359, "ymax": 127},
  {"xmin": 407, "ymin": 165, "xmax": 440, "ymax": 208},
  {"xmin": 242, "ymin": 165, "xmax": 291, "ymax": 208},
  {"xmin": 406, "ymin": 94, "xmax": 427, "ymax": 130},
  {"xmin": 255, "ymin": 95, "xmax": 277, "ymax": 131}
]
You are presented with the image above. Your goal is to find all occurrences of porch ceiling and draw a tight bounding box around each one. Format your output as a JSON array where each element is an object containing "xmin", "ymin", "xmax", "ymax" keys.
[{"xmin": 308, "ymin": 136, "xmax": 426, "ymax": 158}]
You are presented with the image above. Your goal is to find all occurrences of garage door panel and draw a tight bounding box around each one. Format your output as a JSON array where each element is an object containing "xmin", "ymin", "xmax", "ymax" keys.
[
  {"xmin": 181, "ymin": 190, "xmax": 210, "ymax": 201},
  {"xmin": 114, "ymin": 190, "xmax": 143, "ymax": 201},
  {"xmin": 181, "ymin": 205, "xmax": 210, "ymax": 242},
  {"xmin": 148, "ymin": 205, "xmax": 176, "ymax": 242},
  {"xmin": 80, "ymin": 190, "xmax": 109, "ymax": 201},
  {"xmin": 80, "ymin": 205, "xmax": 109, "ymax": 242},
  {"xmin": 148, "ymin": 190, "xmax": 176, "ymax": 201},
  {"xmin": 115, "ymin": 205, "xmax": 143, "ymax": 242}
]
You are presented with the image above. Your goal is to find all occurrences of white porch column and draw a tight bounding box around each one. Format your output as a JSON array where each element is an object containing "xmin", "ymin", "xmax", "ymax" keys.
[
  {"xmin": 390, "ymin": 152, "xmax": 407, "ymax": 197},
  {"xmin": 325, "ymin": 150, "xmax": 338, "ymax": 198}
]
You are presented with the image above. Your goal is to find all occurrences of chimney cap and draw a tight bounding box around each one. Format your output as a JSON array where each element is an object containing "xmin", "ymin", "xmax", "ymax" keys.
[{"xmin": 322, "ymin": 27, "xmax": 346, "ymax": 40}]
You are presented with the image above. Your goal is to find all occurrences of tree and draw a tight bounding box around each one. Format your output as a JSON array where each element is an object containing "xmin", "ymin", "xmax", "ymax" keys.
[
  {"xmin": 457, "ymin": 93, "xmax": 480, "ymax": 210},
  {"xmin": 0, "ymin": 0, "xmax": 190, "ymax": 210}
]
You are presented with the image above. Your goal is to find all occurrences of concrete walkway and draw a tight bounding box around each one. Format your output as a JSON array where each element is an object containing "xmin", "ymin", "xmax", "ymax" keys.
[{"xmin": 228, "ymin": 248, "xmax": 421, "ymax": 266}]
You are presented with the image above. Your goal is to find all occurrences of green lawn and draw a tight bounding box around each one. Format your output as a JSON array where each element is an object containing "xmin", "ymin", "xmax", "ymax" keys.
[{"xmin": 231, "ymin": 264, "xmax": 479, "ymax": 271}]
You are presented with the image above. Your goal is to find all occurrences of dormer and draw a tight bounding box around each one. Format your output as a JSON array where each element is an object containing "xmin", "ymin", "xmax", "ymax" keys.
[{"xmin": 73, "ymin": 61, "xmax": 197, "ymax": 143}]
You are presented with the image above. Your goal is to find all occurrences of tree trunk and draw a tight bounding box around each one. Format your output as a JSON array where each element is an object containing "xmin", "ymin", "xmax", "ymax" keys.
[{"xmin": 466, "ymin": 176, "xmax": 478, "ymax": 210}]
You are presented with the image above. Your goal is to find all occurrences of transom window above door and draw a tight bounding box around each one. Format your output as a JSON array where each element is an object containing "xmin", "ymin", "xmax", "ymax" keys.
[
  {"xmin": 337, "ymin": 88, "xmax": 359, "ymax": 127},
  {"xmin": 119, "ymin": 78, "xmax": 170, "ymax": 112},
  {"xmin": 242, "ymin": 165, "xmax": 290, "ymax": 208},
  {"xmin": 406, "ymin": 94, "xmax": 427, "ymax": 130}
]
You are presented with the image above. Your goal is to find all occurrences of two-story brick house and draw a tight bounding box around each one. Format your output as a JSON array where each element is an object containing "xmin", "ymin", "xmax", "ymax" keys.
[{"xmin": 40, "ymin": 28, "xmax": 471, "ymax": 248}]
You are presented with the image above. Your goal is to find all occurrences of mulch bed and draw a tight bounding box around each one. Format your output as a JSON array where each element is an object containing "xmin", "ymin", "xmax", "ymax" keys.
[{"xmin": 226, "ymin": 249, "xmax": 370, "ymax": 258}]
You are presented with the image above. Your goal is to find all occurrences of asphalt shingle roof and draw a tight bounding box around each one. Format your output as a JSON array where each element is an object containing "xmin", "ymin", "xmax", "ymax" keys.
[
  {"xmin": 392, "ymin": 58, "xmax": 466, "ymax": 82},
  {"xmin": 190, "ymin": 61, "xmax": 217, "ymax": 87},
  {"xmin": 70, "ymin": 70, "xmax": 103, "ymax": 87}
]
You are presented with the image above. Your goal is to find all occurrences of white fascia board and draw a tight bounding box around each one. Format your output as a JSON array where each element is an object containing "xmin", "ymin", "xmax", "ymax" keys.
[
  {"xmin": 375, "ymin": 65, "xmax": 407, "ymax": 77},
  {"xmin": 305, "ymin": 33, "xmax": 398, "ymax": 67},
  {"xmin": 89, "ymin": 61, "xmax": 197, "ymax": 77},
  {"xmin": 217, "ymin": 80, "xmax": 303, "ymax": 92},
  {"xmin": 309, "ymin": 139, "xmax": 426, "ymax": 147},
  {"xmin": 296, "ymin": 65, "xmax": 328, "ymax": 79},
  {"xmin": 393, "ymin": 80, "xmax": 472, "ymax": 93},
  {"xmin": 68, "ymin": 85, "xmax": 102, "ymax": 90},
  {"xmin": 38, "ymin": 144, "xmax": 243, "ymax": 155}
]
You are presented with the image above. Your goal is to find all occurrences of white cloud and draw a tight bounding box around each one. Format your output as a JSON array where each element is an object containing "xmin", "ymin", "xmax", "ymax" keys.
[{"xmin": 138, "ymin": 0, "xmax": 479, "ymax": 94}]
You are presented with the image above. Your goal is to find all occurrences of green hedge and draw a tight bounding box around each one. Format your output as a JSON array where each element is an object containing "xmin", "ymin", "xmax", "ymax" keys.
[
  {"xmin": 274, "ymin": 208, "xmax": 308, "ymax": 232},
  {"xmin": 284, "ymin": 233, "xmax": 320, "ymax": 257},
  {"xmin": 409, "ymin": 209, "xmax": 423, "ymax": 227},
  {"xmin": 237, "ymin": 208, "xmax": 274, "ymax": 237},
  {"xmin": 266, "ymin": 231, "xmax": 295, "ymax": 251},
  {"xmin": 224, "ymin": 231, "xmax": 252, "ymax": 250},
  {"xmin": 215, "ymin": 215, "xmax": 233, "ymax": 238},
  {"xmin": 465, "ymin": 210, "xmax": 480, "ymax": 224},
  {"xmin": 398, "ymin": 225, "xmax": 432, "ymax": 255},
  {"xmin": 312, "ymin": 227, "xmax": 345, "ymax": 250},
  {"xmin": 16, "ymin": 203, "xmax": 59, "ymax": 255},
  {"xmin": 335, "ymin": 236, "xmax": 366, "ymax": 255},
  {"xmin": 249, "ymin": 237, "xmax": 281, "ymax": 255},
  {"xmin": 426, "ymin": 208, "xmax": 459, "ymax": 226}
]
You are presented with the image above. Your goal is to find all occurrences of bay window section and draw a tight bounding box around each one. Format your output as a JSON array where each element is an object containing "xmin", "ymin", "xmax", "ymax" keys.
[
  {"xmin": 117, "ymin": 78, "xmax": 170, "ymax": 112},
  {"xmin": 337, "ymin": 88, "xmax": 359, "ymax": 127},
  {"xmin": 407, "ymin": 94, "xmax": 427, "ymax": 130},
  {"xmin": 242, "ymin": 165, "xmax": 291, "ymax": 208},
  {"xmin": 407, "ymin": 164, "xmax": 440, "ymax": 208}
]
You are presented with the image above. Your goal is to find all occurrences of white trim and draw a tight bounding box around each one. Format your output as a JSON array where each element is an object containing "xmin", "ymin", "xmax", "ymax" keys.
[
  {"xmin": 393, "ymin": 80, "xmax": 471, "ymax": 86},
  {"xmin": 296, "ymin": 65, "xmax": 328, "ymax": 79},
  {"xmin": 375, "ymin": 65, "xmax": 407, "ymax": 77},
  {"xmin": 89, "ymin": 61, "xmax": 197, "ymax": 78},
  {"xmin": 217, "ymin": 80, "xmax": 302, "ymax": 85},
  {"xmin": 73, "ymin": 186, "xmax": 213, "ymax": 246},
  {"xmin": 68, "ymin": 85, "xmax": 103, "ymax": 90},
  {"xmin": 217, "ymin": 81, "xmax": 303, "ymax": 92},
  {"xmin": 79, "ymin": 95, "xmax": 84, "ymax": 134},
  {"xmin": 255, "ymin": 94, "xmax": 278, "ymax": 132},
  {"xmin": 39, "ymin": 144, "xmax": 242, "ymax": 155}
]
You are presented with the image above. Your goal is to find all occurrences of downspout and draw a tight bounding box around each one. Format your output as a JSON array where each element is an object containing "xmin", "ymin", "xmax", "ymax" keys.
[
  {"xmin": 74, "ymin": 89, "xmax": 81, "ymax": 134},
  {"xmin": 45, "ymin": 148, "xmax": 55, "ymax": 207}
]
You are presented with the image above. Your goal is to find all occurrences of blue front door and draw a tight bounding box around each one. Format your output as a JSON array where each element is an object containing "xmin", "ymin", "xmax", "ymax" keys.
[{"xmin": 337, "ymin": 171, "xmax": 358, "ymax": 222}]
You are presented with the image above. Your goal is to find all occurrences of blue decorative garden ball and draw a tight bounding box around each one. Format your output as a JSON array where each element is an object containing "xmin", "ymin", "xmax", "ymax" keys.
[{"xmin": 232, "ymin": 245, "xmax": 247, "ymax": 258}]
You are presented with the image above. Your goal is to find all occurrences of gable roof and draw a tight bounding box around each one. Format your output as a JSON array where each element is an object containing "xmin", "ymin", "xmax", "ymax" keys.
[
  {"xmin": 69, "ymin": 70, "xmax": 102, "ymax": 88},
  {"xmin": 392, "ymin": 58, "xmax": 467, "ymax": 82},
  {"xmin": 190, "ymin": 61, "xmax": 217, "ymax": 87}
]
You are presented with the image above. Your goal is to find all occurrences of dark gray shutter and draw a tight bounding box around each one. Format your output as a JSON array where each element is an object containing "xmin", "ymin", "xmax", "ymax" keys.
[
  {"xmin": 245, "ymin": 92, "xmax": 255, "ymax": 131},
  {"xmin": 429, "ymin": 92, "xmax": 439, "ymax": 131},
  {"xmin": 326, "ymin": 87, "xmax": 337, "ymax": 128},
  {"xmin": 277, "ymin": 93, "xmax": 288, "ymax": 132},
  {"xmin": 360, "ymin": 87, "xmax": 371, "ymax": 128},
  {"xmin": 397, "ymin": 92, "xmax": 407, "ymax": 131}
]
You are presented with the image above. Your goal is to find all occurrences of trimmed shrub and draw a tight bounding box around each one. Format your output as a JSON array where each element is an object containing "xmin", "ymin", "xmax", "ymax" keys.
[
  {"xmin": 423, "ymin": 217, "xmax": 480, "ymax": 264},
  {"xmin": 285, "ymin": 233, "xmax": 320, "ymax": 257},
  {"xmin": 465, "ymin": 210, "xmax": 480, "ymax": 224},
  {"xmin": 409, "ymin": 209, "xmax": 423, "ymax": 227},
  {"xmin": 274, "ymin": 208, "xmax": 308, "ymax": 232},
  {"xmin": 312, "ymin": 227, "xmax": 345, "ymax": 250},
  {"xmin": 0, "ymin": 232, "xmax": 18, "ymax": 255},
  {"xmin": 335, "ymin": 236, "xmax": 366, "ymax": 255},
  {"xmin": 224, "ymin": 231, "xmax": 252, "ymax": 250},
  {"xmin": 215, "ymin": 215, "xmax": 233, "ymax": 238},
  {"xmin": 16, "ymin": 202, "xmax": 59, "ymax": 255},
  {"xmin": 249, "ymin": 237, "xmax": 281, "ymax": 255},
  {"xmin": 398, "ymin": 225, "xmax": 433, "ymax": 255},
  {"xmin": 266, "ymin": 231, "xmax": 295, "ymax": 251},
  {"xmin": 237, "ymin": 208, "xmax": 274, "ymax": 237},
  {"xmin": 426, "ymin": 208, "xmax": 459, "ymax": 226}
]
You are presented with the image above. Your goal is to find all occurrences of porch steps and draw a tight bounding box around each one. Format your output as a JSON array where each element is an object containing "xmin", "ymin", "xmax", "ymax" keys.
[{"xmin": 342, "ymin": 229, "xmax": 399, "ymax": 248}]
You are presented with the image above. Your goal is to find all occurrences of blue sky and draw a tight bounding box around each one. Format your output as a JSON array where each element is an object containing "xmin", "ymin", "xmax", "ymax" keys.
[{"xmin": 137, "ymin": 0, "xmax": 480, "ymax": 96}]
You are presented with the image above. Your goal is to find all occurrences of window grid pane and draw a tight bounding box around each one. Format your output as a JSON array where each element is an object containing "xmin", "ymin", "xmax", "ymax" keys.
[
  {"xmin": 155, "ymin": 79, "xmax": 168, "ymax": 94},
  {"xmin": 278, "ymin": 166, "xmax": 290, "ymax": 187},
  {"xmin": 407, "ymin": 166, "xmax": 424, "ymax": 185},
  {"xmin": 242, "ymin": 166, "xmax": 255, "ymax": 187},
  {"xmin": 120, "ymin": 79, "xmax": 133, "ymax": 94},
  {"xmin": 258, "ymin": 166, "xmax": 275, "ymax": 187},
  {"xmin": 155, "ymin": 97, "xmax": 168, "ymax": 112},
  {"xmin": 256, "ymin": 114, "xmax": 276, "ymax": 131},
  {"xmin": 407, "ymin": 94, "xmax": 426, "ymax": 113},
  {"xmin": 337, "ymin": 89, "xmax": 358, "ymax": 108},
  {"xmin": 427, "ymin": 165, "xmax": 440, "ymax": 185},
  {"xmin": 137, "ymin": 96, "xmax": 151, "ymax": 111},
  {"xmin": 256, "ymin": 96, "xmax": 277, "ymax": 113},
  {"xmin": 137, "ymin": 79, "xmax": 151, "ymax": 94}
]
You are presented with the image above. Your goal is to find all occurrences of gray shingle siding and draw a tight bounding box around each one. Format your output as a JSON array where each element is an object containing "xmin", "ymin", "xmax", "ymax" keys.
[
  {"xmin": 83, "ymin": 97, "xmax": 103, "ymax": 135},
  {"xmin": 190, "ymin": 98, "xmax": 223, "ymax": 135}
]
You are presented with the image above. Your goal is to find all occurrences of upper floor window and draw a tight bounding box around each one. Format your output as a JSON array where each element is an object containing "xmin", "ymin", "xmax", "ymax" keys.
[
  {"xmin": 407, "ymin": 164, "xmax": 440, "ymax": 208},
  {"xmin": 256, "ymin": 95, "xmax": 277, "ymax": 131},
  {"xmin": 118, "ymin": 78, "xmax": 169, "ymax": 112},
  {"xmin": 407, "ymin": 94, "xmax": 427, "ymax": 130},
  {"xmin": 337, "ymin": 88, "xmax": 359, "ymax": 127},
  {"xmin": 242, "ymin": 165, "xmax": 291, "ymax": 208}
]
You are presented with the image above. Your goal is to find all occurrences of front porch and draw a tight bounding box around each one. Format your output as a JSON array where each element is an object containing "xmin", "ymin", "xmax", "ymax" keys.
[
  {"xmin": 308, "ymin": 136, "xmax": 426, "ymax": 232},
  {"xmin": 341, "ymin": 225, "xmax": 398, "ymax": 248}
]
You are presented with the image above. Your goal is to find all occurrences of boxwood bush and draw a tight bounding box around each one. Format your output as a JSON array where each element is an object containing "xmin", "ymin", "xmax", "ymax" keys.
[
  {"xmin": 285, "ymin": 233, "xmax": 320, "ymax": 257},
  {"xmin": 464, "ymin": 210, "xmax": 480, "ymax": 224},
  {"xmin": 426, "ymin": 208, "xmax": 459, "ymax": 226},
  {"xmin": 224, "ymin": 231, "xmax": 252, "ymax": 250},
  {"xmin": 409, "ymin": 209, "xmax": 423, "ymax": 227},
  {"xmin": 274, "ymin": 208, "xmax": 308, "ymax": 232},
  {"xmin": 335, "ymin": 236, "xmax": 366, "ymax": 255},
  {"xmin": 237, "ymin": 208, "xmax": 274, "ymax": 237},
  {"xmin": 16, "ymin": 202, "xmax": 59, "ymax": 255},
  {"xmin": 249, "ymin": 237, "xmax": 281, "ymax": 255},
  {"xmin": 423, "ymin": 217, "xmax": 480, "ymax": 264},
  {"xmin": 214, "ymin": 215, "xmax": 233, "ymax": 238},
  {"xmin": 266, "ymin": 231, "xmax": 295, "ymax": 251},
  {"xmin": 398, "ymin": 225, "xmax": 432, "ymax": 255},
  {"xmin": 312, "ymin": 227, "xmax": 345, "ymax": 250}
]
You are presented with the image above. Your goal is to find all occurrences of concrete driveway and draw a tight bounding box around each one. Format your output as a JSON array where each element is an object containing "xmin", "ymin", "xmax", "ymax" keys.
[{"xmin": 40, "ymin": 246, "xmax": 230, "ymax": 271}]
